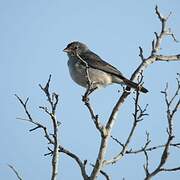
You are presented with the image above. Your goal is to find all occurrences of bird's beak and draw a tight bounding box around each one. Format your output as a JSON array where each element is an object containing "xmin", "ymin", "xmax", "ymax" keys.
[{"xmin": 63, "ymin": 47, "xmax": 71, "ymax": 53}]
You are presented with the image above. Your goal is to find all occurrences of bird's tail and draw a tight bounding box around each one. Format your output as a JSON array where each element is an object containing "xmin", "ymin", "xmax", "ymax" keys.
[{"xmin": 123, "ymin": 78, "xmax": 148, "ymax": 93}]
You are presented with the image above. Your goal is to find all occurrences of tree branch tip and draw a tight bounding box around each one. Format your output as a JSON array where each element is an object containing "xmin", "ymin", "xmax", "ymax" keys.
[
  {"xmin": 154, "ymin": 32, "xmax": 158, "ymax": 38},
  {"xmin": 52, "ymin": 92, "xmax": 59, "ymax": 98},
  {"xmin": 39, "ymin": 83, "xmax": 43, "ymax": 90},
  {"xmin": 138, "ymin": 46, "xmax": 144, "ymax": 55},
  {"xmin": 8, "ymin": 164, "xmax": 23, "ymax": 180},
  {"xmin": 49, "ymin": 74, "xmax": 52, "ymax": 79},
  {"xmin": 39, "ymin": 74, "xmax": 52, "ymax": 92},
  {"xmin": 44, "ymin": 152, "xmax": 52, "ymax": 156},
  {"xmin": 29, "ymin": 125, "xmax": 41, "ymax": 132},
  {"xmin": 167, "ymin": 11, "xmax": 172, "ymax": 20},
  {"xmin": 137, "ymin": 118, "xmax": 144, "ymax": 122},
  {"xmin": 14, "ymin": 94, "xmax": 19, "ymax": 98},
  {"xmin": 44, "ymin": 148, "xmax": 53, "ymax": 156},
  {"xmin": 155, "ymin": 5, "xmax": 158, "ymax": 11},
  {"xmin": 143, "ymin": 113, "xmax": 149, "ymax": 117},
  {"xmin": 145, "ymin": 131, "xmax": 150, "ymax": 137},
  {"xmin": 57, "ymin": 121, "xmax": 61, "ymax": 126},
  {"xmin": 46, "ymin": 74, "xmax": 52, "ymax": 86},
  {"xmin": 14, "ymin": 94, "xmax": 28, "ymax": 104},
  {"xmin": 24, "ymin": 97, "xmax": 29, "ymax": 105},
  {"xmin": 161, "ymin": 167, "xmax": 180, "ymax": 172},
  {"xmin": 139, "ymin": 46, "xmax": 143, "ymax": 50},
  {"xmin": 171, "ymin": 33, "xmax": 179, "ymax": 43},
  {"xmin": 48, "ymin": 146, "xmax": 53, "ymax": 151},
  {"xmin": 39, "ymin": 105, "xmax": 46, "ymax": 109},
  {"xmin": 155, "ymin": 5, "xmax": 161, "ymax": 18},
  {"xmin": 151, "ymin": 40, "xmax": 155, "ymax": 53},
  {"xmin": 147, "ymin": 140, "xmax": 151, "ymax": 145}
]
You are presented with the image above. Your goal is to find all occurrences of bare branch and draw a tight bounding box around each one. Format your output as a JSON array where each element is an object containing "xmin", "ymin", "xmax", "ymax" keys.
[
  {"xmin": 44, "ymin": 147, "xmax": 54, "ymax": 156},
  {"xmin": 160, "ymin": 167, "xmax": 180, "ymax": 172},
  {"xmin": 59, "ymin": 146, "xmax": 89, "ymax": 180},
  {"xmin": 8, "ymin": 164, "xmax": 23, "ymax": 180},
  {"xmin": 15, "ymin": 96, "xmax": 54, "ymax": 144},
  {"xmin": 111, "ymin": 135, "xmax": 124, "ymax": 148},
  {"xmin": 169, "ymin": 74, "xmax": 180, "ymax": 106},
  {"xmin": 99, "ymin": 170, "xmax": 111, "ymax": 180},
  {"xmin": 144, "ymin": 75, "xmax": 180, "ymax": 179},
  {"xmin": 39, "ymin": 76, "xmax": 60, "ymax": 180},
  {"xmin": 14, "ymin": 6, "xmax": 180, "ymax": 180},
  {"xmin": 156, "ymin": 54, "xmax": 180, "ymax": 61},
  {"xmin": 151, "ymin": 6, "xmax": 179, "ymax": 55},
  {"xmin": 170, "ymin": 32, "xmax": 179, "ymax": 43},
  {"xmin": 126, "ymin": 142, "xmax": 180, "ymax": 154},
  {"xmin": 39, "ymin": 75, "xmax": 53, "ymax": 108},
  {"xmin": 15, "ymin": 95, "xmax": 33, "ymax": 121},
  {"xmin": 39, "ymin": 75, "xmax": 59, "ymax": 114},
  {"xmin": 88, "ymin": 6, "xmax": 179, "ymax": 179},
  {"xmin": 82, "ymin": 98, "xmax": 104, "ymax": 135},
  {"xmin": 90, "ymin": 134, "xmax": 109, "ymax": 179},
  {"xmin": 139, "ymin": 46, "xmax": 145, "ymax": 61},
  {"xmin": 104, "ymin": 86, "xmax": 147, "ymax": 165},
  {"xmin": 16, "ymin": 75, "xmax": 60, "ymax": 180},
  {"xmin": 143, "ymin": 150, "xmax": 150, "ymax": 177}
]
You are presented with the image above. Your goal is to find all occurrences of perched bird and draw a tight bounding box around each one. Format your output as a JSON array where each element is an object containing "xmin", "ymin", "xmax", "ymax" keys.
[{"xmin": 63, "ymin": 41, "xmax": 148, "ymax": 94}]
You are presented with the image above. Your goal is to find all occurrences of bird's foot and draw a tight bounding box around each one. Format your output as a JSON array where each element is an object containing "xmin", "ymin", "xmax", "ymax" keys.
[{"xmin": 82, "ymin": 95, "xmax": 89, "ymax": 103}]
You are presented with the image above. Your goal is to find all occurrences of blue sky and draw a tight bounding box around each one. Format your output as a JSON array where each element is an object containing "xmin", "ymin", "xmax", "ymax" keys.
[{"xmin": 0, "ymin": 0, "xmax": 180, "ymax": 179}]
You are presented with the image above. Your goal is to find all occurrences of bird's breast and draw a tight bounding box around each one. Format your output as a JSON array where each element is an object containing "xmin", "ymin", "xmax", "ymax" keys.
[
  {"xmin": 68, "ymin": 59, "xmax": 87, "ymax": 87},
  {"xmin": 67, "ymin": 58, "xmax": 113, "ymax": 89}
]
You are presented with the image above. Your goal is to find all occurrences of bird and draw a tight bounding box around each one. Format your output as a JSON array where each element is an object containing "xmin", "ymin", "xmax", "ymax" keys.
[{"xmin": 63, "ymin": 41, "xmax": 148, "ymax": 94}]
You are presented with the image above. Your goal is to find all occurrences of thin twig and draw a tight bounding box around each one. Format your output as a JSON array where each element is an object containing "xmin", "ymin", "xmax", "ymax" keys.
[
  {"xmin": 16, "ymin": 75, "xmax": 60, "ymax": 180},
  {"xmin": 139, "ymin": 46, "xmax": 145, "ymax": 61},
  {"xmin": 15, "ymin": 96, "xmax": 54, "ymax": 144},
  {"xmin": 59, "ymin": 146, "xmax": 89, "ymax": 180},
  {"xmin": 151, "ymin": 6, "xmax": 178, "ymax": 55},
  {"xmin": 104, "ymin": 86, "xmax": 147, "ymax": 165},
  {"xmin": 39, "ymin": 75, "xmax": 60, "ymax": 180},
  {"xmin": 126, "ymin": 142, "xmax": 180, "ymax": 154},
  {"xmin": 144, "ymin": 74, "xmax": 180, "ymax": 179},
  {"xmin": 143, "ymin": 150, "xmax": 149, "ymax": 177},
  {"xmin": 8, "ymin": 164, "xmax": 23, "ymax": 180},
  {"xmin": 110, "ymin": 135, "xmax": 124, "ymax": 148},
  {"xmin": 160, "ymin": 167, "xmax": 180, "ymax": 172}
]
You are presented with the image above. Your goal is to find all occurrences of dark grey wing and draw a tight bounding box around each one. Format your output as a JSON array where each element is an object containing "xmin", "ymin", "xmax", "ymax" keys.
[{"xmin": 80, "ymin": 50, "xmax": 125, "ymax": 79}]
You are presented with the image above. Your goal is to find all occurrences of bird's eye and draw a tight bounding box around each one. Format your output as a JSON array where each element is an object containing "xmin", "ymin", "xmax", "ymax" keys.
[{"xmin": 74, "ymin": 46, "xmax": 78, "ymax": 50}]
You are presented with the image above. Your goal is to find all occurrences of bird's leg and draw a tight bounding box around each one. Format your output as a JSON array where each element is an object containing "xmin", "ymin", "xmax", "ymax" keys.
[
  {"xmin": 88, "ymin": 87, "xmax": 98, "ymax": 95},
  {"xmin": 82, "ymin": 89, "xmax": 90, "ymax": 102},
  {"xmin": 82, "ymin": 87, "xmax": 97, "ymax": 102}
]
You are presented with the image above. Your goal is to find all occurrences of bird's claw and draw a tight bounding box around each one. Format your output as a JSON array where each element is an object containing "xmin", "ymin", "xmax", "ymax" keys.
[{"xmin": 82, "ymin": 95, "xmax": 89, "ymax": 103}]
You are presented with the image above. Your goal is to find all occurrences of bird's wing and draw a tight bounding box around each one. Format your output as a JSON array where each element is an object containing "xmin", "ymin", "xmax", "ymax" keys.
[{"xmin": 80, "ymin": 51, "xmax": 125, "ymax": 79}]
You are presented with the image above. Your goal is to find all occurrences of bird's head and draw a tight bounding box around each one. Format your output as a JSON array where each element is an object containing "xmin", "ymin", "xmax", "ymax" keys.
[{"xmin": 63, "ymin": 41, "xmax": 89, "ymax": 56}]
